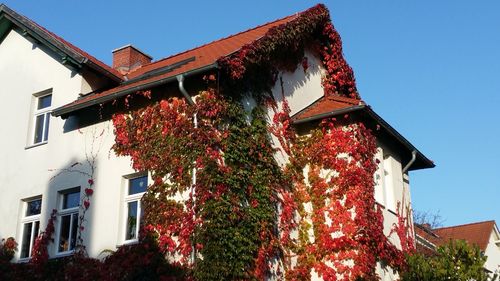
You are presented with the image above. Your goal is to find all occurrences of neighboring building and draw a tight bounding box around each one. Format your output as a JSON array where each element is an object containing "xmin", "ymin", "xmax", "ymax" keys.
[
  {"xmin": 435, "ymin": 221, "xmax": 500, "ymax": 275},
  {"xmin": 0, "ymin": 3, "xmax": 434, "ymax": 279},
  {"xmin": 415, "ymin": 221, "xmax": 500, "ymax": 275},
  {"xmin": 414, "ymin": 223, "xmax": 440, "ymax": 256}
]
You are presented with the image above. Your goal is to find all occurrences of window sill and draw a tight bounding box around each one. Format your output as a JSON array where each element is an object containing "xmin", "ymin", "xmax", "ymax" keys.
[
  {"xmin": 54, "ymin": 251, "xmax": 74, "ymax": 259},
  {"xmin": 17, "ymin": 257, "xmax": 31, "ymax": 263},
  {"xmin": 25, "ymin": 141, "xmax": 48, "ymax": 150},
  {"xmin": 117, "ymin": 239, "xmax": 139, "ymax": 248}
]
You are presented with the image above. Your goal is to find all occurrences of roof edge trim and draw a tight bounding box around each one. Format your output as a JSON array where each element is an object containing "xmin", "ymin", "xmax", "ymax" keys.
[
  {"xmin": 53, "ymin": 63, "xmax": 217, "ymax": 117},
  {"xmin": 292, "ymin": 105, "xmax": 365, "ymax": 125},
  {"xmin": 0, "ymin": 4, "xmax": 122, "ymax": 82},
  {"xmin": 363, "ymin": 107, "xmax": 435, "ymax": 170},
  {"xmin": 292, "ymin": 104, "xmax": 435, "ymax": 170}
]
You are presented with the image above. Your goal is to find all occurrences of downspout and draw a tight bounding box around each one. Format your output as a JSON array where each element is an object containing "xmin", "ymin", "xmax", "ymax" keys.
[
  {"xmin": 177, "ymin": 74, "xmax": 195, "ymax": 106},
  {"xmin": 402, "ymin": 150, "xmax": 417, "ymax": 173},
  {"xmin": 177, "ymin": 74, "xmax": 197, "ymax": 128},
  {"xmin": 402, "ymin": 149, "xmax": 417, "ymax": 247},
  {"xmin": 177, "ymin": 74, "xmax": 197, "ymax": 264}
]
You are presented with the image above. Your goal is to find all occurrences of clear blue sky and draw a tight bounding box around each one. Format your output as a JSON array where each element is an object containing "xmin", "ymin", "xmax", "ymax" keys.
[{"xmin": 3, "ymin": 1, "xmax": 499, "ymax": 227}]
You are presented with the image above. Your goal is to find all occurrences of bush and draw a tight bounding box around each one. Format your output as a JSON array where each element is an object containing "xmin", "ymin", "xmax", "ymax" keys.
[
  {"xmin": 402, "ymin": 239, "xmax": 498, "ymax": 281},
  {"xmin": 0, "ymin": 236, "xmax": 186, "ymax": 281},
  {"xmin": 0, "ymin": 237, "xmax": 17, "ymax": 262}
]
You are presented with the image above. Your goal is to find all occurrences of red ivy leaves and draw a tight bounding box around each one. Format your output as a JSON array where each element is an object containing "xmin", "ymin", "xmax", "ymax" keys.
[
  {"xmin": 218, "ymin": 4, "xmax": 359, "ymax": 99},
  {"xmin": 319, "ymin": 22, "xmax": 358, "ymax": 99},
  {"xmin": 108, "ymin": 4, "xmax": 410, "ymax": 280},
  {"xmin": 0, "ymin": 237, "xmax": 17, "ymax": 262},
  {"xmin": 271, "ymin": 102, "xmax": 408, "ymax": 280},
  {"xmin": 31, "ymin": 209, "xmax": 57, "ymax": 267},
  {"xmin": 111, "ymin": 90, "xmax": 412, "ymax": 279},
  {"xmin": 112, "ymin": 89, "xmax": 231, "ymax": 267}
]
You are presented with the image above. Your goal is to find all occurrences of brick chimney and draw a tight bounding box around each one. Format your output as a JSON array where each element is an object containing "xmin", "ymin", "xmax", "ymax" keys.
[{"xmin": 112, "ymin": 45, "xmax": 152, "ymax": 74}]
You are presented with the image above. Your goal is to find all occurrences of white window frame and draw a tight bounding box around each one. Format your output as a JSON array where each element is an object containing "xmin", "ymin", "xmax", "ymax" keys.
[
  {"xmin": 19, "ymin": 197, "xmax": 42, "ymax": 260},
  {"xmin": 122, "ymin": 173, "xmax": 148, "ymax": 244},
  {"xmin": 374, "ymin": 147, "xmax": 386, "ymax": 206},
  {"xmin": 29, "ymin": 90, "xmax": 52, "ymax": 147},
  {"xmin": 55, "ymin": 188, "xmax": 80, "ymax": 255}
]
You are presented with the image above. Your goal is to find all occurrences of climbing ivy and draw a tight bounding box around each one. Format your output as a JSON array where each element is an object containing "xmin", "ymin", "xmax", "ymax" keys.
[
  {"xmin": 1, "ymin": 4, "xmax": 414, "ymax": 281},
  {"xmin": 110, "ymin": 3, "xmax": 412, "ymax": 280},
  {"xmin": 113, "ymin": 86, "xmax": 286, "ymax": 280}
]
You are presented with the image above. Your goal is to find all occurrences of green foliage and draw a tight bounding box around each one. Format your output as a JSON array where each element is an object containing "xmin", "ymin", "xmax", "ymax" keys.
[
  {"xmin": 402, "ymin": 240, "xmax": 497, "ymax": 281},
  {"xmin": 193, "ymin": 102, "xmax": 283, "ymax": 281}
]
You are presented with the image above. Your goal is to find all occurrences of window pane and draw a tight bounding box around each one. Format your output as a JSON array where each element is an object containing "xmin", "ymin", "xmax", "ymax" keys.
[
  {"xmin": 59, "ymin": 215, "xmax": 71, "ymax": 252},
  {"xmin": 32, "ymin": 221, "xmax": 40, "ymax": 256},
  {"xmin": 70, "ymin": 213, "xmax": 78, "ymax": 250},
  {"xmin": 33, "ymin": 114, "xmax": 45, "ymax": 143},
  {"xmin": 37, "ymin": 94, "xmax": 52, "ymax": 109},
  {"xmin": 34, "ymin": 221, "xmax": 40, "ymax": 240},
  {"xmin": 26, "ymin": 199, "xmax": 42, "ymax": 216},
  {"xmin": 63, "ymin": 191, "xmax": 80, "ymax": 209},
  {"xmin": 43, "ymin": 112, "xmax": 50, "ymax": 142},
  {"xmin": 126, "ymin": 201, "xmax": 138, "ymax": 240},
  {"xmin": 129, "ymin": 176, "xmax": 147, "ymax": 195},
  {"xmin": 20, "ymin": 222, "xmax": 33, "ymax": 258}
]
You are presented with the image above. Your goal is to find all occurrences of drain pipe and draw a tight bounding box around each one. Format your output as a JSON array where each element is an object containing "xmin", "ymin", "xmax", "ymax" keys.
[
  {"xmin": 177, "ymin": 74, "xmax": 197, "ymax": 128},
  {"xmin": 177, "ymin": 75, "xmax": 195, "ymax": 106},
  {"xmin": 402, "ymin": 150, "xmax": 417, "ymax": 173},
  {"xmin": 177, "ymin": 74, "xmax": 197, "ymax": 264},
  {"xmin": 402, "ymin": 150, "xmax": 417, "ymax": 245}
]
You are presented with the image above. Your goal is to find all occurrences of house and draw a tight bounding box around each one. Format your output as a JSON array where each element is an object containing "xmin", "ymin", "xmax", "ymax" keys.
[
  {"xmin": 0, "ymin": 3, "xmax": 434, "ymax": 280},
  {"xmin": 415, "ymin": 221, "xmax": 500, "ymax": 276},
  {"xmin": 414, "ymin": 223, "xmax": 440, "ymax": 256},
  {"xmin": 435, "ymin": 221, "xmax": 500, "ymax": 275}
]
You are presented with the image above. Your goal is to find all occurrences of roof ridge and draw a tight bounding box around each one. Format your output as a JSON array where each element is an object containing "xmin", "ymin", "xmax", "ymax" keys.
[
  {"xmin": 291, "ymin": 94, "xmax": 363, "ymax": 121},
  {"xmin": 326, "ymin": 95, "xmax": 362, "ymax": 105},
  {"xmin": 434, "ymin": 220, "xmax": 495, "ymax": 231},
  {"xmin": 127, "ymin": 13, "xmax": 298, "ymax": 76}
]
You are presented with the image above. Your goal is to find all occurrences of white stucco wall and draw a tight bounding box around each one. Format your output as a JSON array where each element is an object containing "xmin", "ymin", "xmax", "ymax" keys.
[
  {"xmin": 271, "ymin": 51, "xmax": 324, "ymax": 116},
  {"xmin": 266, "ymin": 51, "xmax": 325, "ymax": 167},
  {"xmin": 484, "ymin": 227, "xmax": 500, "ymax": 275},
  {"xmin": 375, "ymin": 142, "xmax": 412, "ymax": 238},
  {"xmin": 0, "ymin": 28, "xmax": 136, "ymax": 260},
  {"xmin": 0, "ymin": 29, "xmax": 416, "ymax": 281},
  {"xmin": 263, "ymin": 51, "xmax": 412, "ymax": 280}
]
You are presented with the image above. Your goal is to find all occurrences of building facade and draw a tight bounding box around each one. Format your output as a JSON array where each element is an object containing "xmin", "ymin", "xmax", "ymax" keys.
[
  {"xmin": 416, "ymin": 221, "xmax": 500, "ymax": 276},
  {"xmin": 0, "ymin": 3, "xmax": 433, "ymax": 279}
]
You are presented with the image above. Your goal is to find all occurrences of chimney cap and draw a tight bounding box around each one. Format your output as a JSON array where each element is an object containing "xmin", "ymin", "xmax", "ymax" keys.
[{"xmin": 112, "ymin": 44, "xmax": 153, "ymax": 59}]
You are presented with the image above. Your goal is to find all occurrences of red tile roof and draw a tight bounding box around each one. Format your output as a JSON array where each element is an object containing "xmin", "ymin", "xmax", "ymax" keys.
[
  {"xmin": 291, "ymin": 95, "xmax": 435, "ymax": 171},
  {"xmin": 292, "ymin": 95, "xmax": 363, "ymax": 121},
  {"xmin": 433, "ymin": 220, "xmax": 496, "ymax": 251},
  {"xmin": 415, "ymin": 225, "xmax": 439, "ymax": 244},
  {"xmin": 414, "ymin": 224, "xmax": 442, "ymax": 254},
  {"xmin": 55, "ymin": 14, "xmax": 298, "ymax": 115}
]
